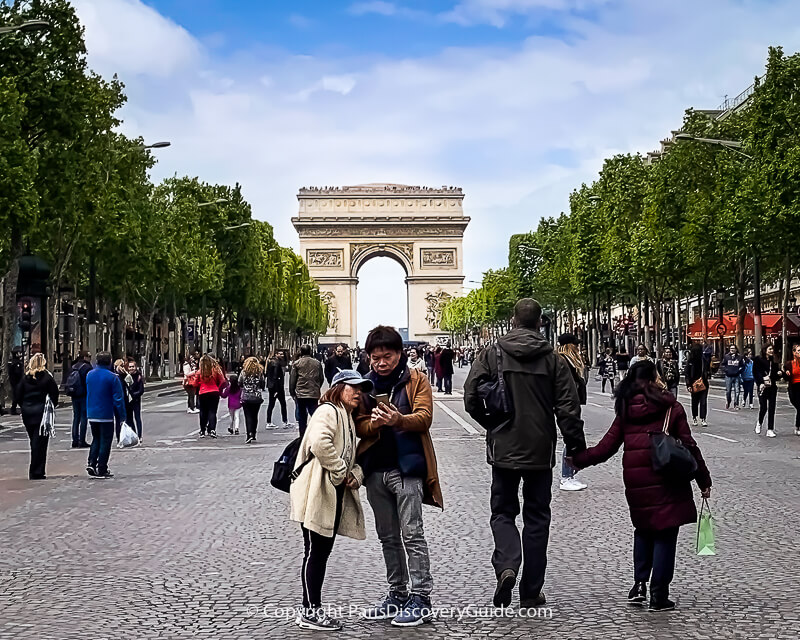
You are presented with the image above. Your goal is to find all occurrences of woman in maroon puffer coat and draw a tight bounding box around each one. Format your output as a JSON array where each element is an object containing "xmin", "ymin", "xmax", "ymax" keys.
[{"xmin": 571, "ymin": 360, "xmax": 712, "ymax": 611}]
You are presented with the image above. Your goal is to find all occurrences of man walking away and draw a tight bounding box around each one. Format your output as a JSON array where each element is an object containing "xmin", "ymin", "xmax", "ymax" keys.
[
  {"xmin": 290, "ymin": 345, "xmax": 324, "ymax": 437},
  {"xmin": 324, "ymin": 343, "xmax": 353, "ymax": 386},
  {"xmin": 721, "ymin": 344, "xmax": 744, "ymax": 410},
  {"xmin": 464, "ymin": 299, "xmax": 586, "ymax": 609},
  {"xmin": 6, "ymin": 347, "xmax": 24, "ymax": 415},
  {"xmin": 424, "ymin": 347, "xmax": 435, "ymax": 385},
  {"xmin": 439, "ymin": 343, "xmax": 455, "ymax": 395},
  {"xmin": 66, "ymin": 350, "xmax": 92, "ymax": 448},
  {"xmin": 266, "ymin": 352, "xmax": 289, "ymax": 427},
  {"xmin": 356, "ymin": 325, "xmax": 442, "ymax": 627},
  {"xmin": 86, "ymin": 352, "xmax": 126, "ymax": 479}
]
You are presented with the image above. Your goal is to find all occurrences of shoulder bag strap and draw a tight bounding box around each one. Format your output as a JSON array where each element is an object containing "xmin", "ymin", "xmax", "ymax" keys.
[
  {"xmin": 662, "ymin": 406, "xmax": 672, "ymax": 435},
  {"xmin": 496, "ymin": 343, "xmax": 511, "ymax": 413}
]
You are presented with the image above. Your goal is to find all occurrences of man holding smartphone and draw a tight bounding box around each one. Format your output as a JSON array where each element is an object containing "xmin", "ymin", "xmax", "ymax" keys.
[{"xmin": 354, "ymin": 325, "xmax": 442, "ymax": 627}]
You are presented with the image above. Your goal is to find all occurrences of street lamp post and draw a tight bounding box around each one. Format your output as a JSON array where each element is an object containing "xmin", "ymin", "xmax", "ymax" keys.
[{"xmin": 0, "ymin": 20, "xmax": 50, "ymax": 36}]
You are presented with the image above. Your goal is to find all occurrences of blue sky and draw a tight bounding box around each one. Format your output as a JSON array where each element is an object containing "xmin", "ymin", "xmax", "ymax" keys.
[{"xmin": 72, "ymin": 0, "xmax": 800, "ymax": 340}]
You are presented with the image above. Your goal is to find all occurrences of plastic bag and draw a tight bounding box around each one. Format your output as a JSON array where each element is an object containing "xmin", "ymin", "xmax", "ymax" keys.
[
  {"xmin": 696, "ymin": 498, "xmax": 716, "ymax": 556},
  {"xmin": 118, "ymin": 422, "xmax": 140, "ymax": 448}
]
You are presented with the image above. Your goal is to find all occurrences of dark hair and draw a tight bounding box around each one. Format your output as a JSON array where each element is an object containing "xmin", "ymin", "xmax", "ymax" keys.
[
  {"xmin": 365, "ymin": 325, "xmax": 403, "ymax": 354},
  {"xmin": 689, "ymin": 343, "xmax": 703, "ymax": 363},
  {"xmin": 228, "ymin": 374, "xmax": 240, "ymax": 393},
  {"xmin": 319, "ymin": 383, "xmax": 359, "ymax": 407},
  {"xmin": 300, "ymin": 344, "xmax": 311, "ymax": 356},
  {"xmin": 761, "ymin": 344, "xmax": 773, "ymax": 358},
  {"xmin": 513, "ymin": 298, "xmax": 542, "ymax": 329},
  {"xmin": 96, "ymin": 351, "xmax": 112, "ymax": 366},
  {"xmin": 614, "ymin": 360, "xmax": 673, "ymax": 417}
]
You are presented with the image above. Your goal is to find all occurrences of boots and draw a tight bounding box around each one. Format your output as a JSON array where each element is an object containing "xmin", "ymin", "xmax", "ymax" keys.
[{"xmin": 648, "ymin": 583, "xmax": 675, "ymax": 611}]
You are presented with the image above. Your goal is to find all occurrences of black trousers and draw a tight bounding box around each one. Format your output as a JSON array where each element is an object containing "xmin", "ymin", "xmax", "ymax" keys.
[
  {"xmin": 198, "ymin": 392, "xmax": 220, "ymax": 434},
  {"xmin": 758, "ymin": 385, "xmax": 778, "ymax": 430},
  {"xmin": 602, "ymin": 377, "xmax": 615, "ymax": 393},
  {"xmin": 633, "ymin": 527, "xmax": 679, "ymax": 600},
  {"xmin": 297, "ymin": 398, "xmax": 318, "ymax": 438},
  {"xmin": 25, "ymin": 422, "xmax": 49, "ymax": 479},
  {"xmin": 490, "ymin": 466, "xmax": 552, "ymax": 600},
  {"xmin": 242, "ymin": 400, "xmax": 262, "ymax": 438},
  {"xmin": 301, "ymin": 484, "xmax": 345, "ymax": 609},
  {"xmin": 267, "ymin": 387, "xmax": 287, "ymax": 423},
  {"xmin": 690, "ymin": 389, "xmax": 708, "ymax": 420},
  {"xmin": 788, "ymin": 385, "xmax": 800, "ymax": 428}
]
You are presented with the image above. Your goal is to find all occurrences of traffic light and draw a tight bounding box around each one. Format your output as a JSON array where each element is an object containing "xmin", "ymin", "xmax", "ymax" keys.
[{"xmin": 19, "ymin": 300, "xmax": 32, "ymax": 332}]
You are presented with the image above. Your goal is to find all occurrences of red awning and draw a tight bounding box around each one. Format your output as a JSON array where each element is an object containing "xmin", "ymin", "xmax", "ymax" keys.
[{"xmin": 686, "ymin": 313, "xmax": 800, "ymax": 338}]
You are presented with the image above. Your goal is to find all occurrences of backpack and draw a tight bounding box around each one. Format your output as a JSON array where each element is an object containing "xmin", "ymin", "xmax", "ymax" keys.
[
  {"xmin": 473, "ymin": 343, "xmax": 513, "ymax": 432},
  {"xmin": 65, "ymin": 366, "xmax": 84, "ymax": 397}
]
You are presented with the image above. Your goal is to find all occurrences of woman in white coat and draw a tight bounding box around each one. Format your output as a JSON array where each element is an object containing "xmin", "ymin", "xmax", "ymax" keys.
[{"xmin": 290, "ymin": 369, "xmax": 372, "ymax": 631}]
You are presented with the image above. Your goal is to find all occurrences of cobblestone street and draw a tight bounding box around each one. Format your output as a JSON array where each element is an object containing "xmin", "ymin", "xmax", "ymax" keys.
[{"xmin": 1, "ymin": 370, "xmax": 799, "ymax": 639}]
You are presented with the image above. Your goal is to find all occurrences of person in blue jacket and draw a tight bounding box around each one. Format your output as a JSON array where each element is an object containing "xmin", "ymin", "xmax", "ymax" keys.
[
  {"xmin": 740, "ymin": 348, "xmax": 755, "ymax": 410},
  {"xmin": 86, "ymin": 351, "xmax": 126, "ymax": 479},
  {"xmin": 720, "ymin": 344, "xmax": 745, "ymax": 410}
]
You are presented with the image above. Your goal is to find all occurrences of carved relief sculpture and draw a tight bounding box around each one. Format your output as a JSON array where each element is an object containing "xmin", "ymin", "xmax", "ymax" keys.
[
  {"xmin": 425, "ymin": 289, "xmax": 453, "ymax": 331},
  {"xmin": 350, "ymin": 242, "xmax": 414, "ymax": 269},
  {"xmin": 421, "ymin": 249, "xmax": 456, "ymax": 267},
  {"xmin": 320, "ymin": 291, "xmax": 339, "ymax": 332},
  {"xmin": 307, "ymin": 249, "xmax": 343, "ymax": 268}
]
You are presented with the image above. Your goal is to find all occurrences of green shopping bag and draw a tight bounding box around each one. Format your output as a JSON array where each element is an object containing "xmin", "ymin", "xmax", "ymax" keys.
[{"xmin": 696, "ymin": 498, "xmax": 716, "ymax": 556}]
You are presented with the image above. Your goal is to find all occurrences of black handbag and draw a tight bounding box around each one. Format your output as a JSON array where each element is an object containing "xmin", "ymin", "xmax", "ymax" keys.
[
  {"xmin": 474, "ymin": 344, "xmax": 513, "ymax": 431},
  {"xmin": 650, "ymin": 407, "xmax": 698, "ymax": 480},
  {"xmin": 270, "ymin": 437, "xmax": 314, "ymax": 493}
]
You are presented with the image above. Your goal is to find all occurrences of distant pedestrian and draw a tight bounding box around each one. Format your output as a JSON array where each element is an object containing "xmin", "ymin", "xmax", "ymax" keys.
[
  {"xmin": 741, "ymin": 348, "xmax": 755, "ymax": 410},
  {"xmin": 433, "ymin": 346, "xmax": 443, "ymax": 392},
  {"xmin": 266, "ymin": 352, "xmax": 289, "ymax": 428},
  {"xmin": 126, "ymin": 360, "xmax": 145, "ymax": 442},
  {"xmin": 290, "ymin": 370, "xmax": 370, "ymax": 631},
  {"xmin": 407, "ymin": 347, "xmax": 427, "ymax": 373},
  {"xmin": 197, "ymin": 355, "xmax": 225, "ymax": 438},
  {"xmin": 685, "ymin": 344, "xmax": 709, "ymax": 427},
  {"xmin": 290, "ymin": 345, "xmax": 324, "ymax": 438},
  {"xmin": 223, "ymin": 374, "xmax": 242, "ymax": 435},
  {"xmin": 86, "ymin": 352, "xmax": 126, "ymax": 479},
  {"xmin": 782, "ymin": 343, "xmax": 800, "ymax": 437},
  {"xmin": 464, "ymin": 299, "xmax": 585, "ymax": 610},
  {"xmin": 721, "ymin": 344, "xmax": 744, "ymax": 410},
  {"xmin": 600, "ymin": 348, "xmax": 617, "ymax": 395},
  {"xmin": 7, "ymin": 346, "xmax": 24, "ymax": 415},
  {"xmin": 66, "ymin": 350, "xmax": 92, "ymax": 448},
  {"xmin": 630, "ymin": 344, "xmax": 652, "ymax": 366},
  {"xmin": 16, "ymin": 353, "xmax": 59, "ymax": 480},
  {"xmin": 324, "ymin": 344, "xmax": 353, "ymax": 386},
  {"xmin": 239, "ymin": 357, "xmax": 265, "ymax": 443},
  {"xmin": 754, "ymin": 345, "xmax": 781, "ymax": 437},
  {"xmin": 656, "ymin": 346, "xmax": 680, "ymax": 399},
  {"xmin": 615, "ymin": 348, "xmax": 630, "ymax": 382},
  {"xmin": 557, "ymin": 333, "xmax": 588, "ymax": 492},
  {"xmin": 182, "ymin": 353, "xmax": 199, "ymax": 414},
  {"xmin": 572, "ymin": 360, "xmax": 712, "ymax": 611},
  {"xmin": 439, "ymin": 343, "xmax": 455, "ymax": 395},
  {"xmin": 357, "ymin": 350, "xmax": 371, "ymax": 376},
  {"xmin": 114, "ymin": 359, "xmax": 133, "ymax": 442},
  {"xmin": 424, "ymin": 347, "xmax": 435, "ymax": 384}
]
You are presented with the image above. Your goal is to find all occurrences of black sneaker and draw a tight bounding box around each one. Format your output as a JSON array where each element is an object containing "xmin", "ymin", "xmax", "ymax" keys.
[
  {"xmin": 493, "ymin": 569, "xmax": 516, "ymax": 607},
  {"xmin": 209, "ymin": 431, "xmax": 217, "ymax": 439},
  {"xmin": 295, "ymin": 607, "xmax": 342, "ymax": 631},
  {"xmin": 520, "ymin": 593, "xmax": 547, "ymax": 608},
  {"xmin": 86, "ymin": 466, "xmax": 97, "ymax": 477},
  {"xmin": 71, "ymin": 443, "xmax": 81, "ymax": 449},
  {"xmin": 98, "ymin": 471, "xmax": 115, "ymax": 479},
  {"xmin": 245, "ymin": 437, "xmax": 254, "ymax": 444},
  {"xmin": 199, "ymin": 432, "xmax": 205, "ymax": 438},
  {"xmin": 362, "ymin": 591, "xmax": 409, "ymax": 620},
  {"xmin": 628, "ymin": 582, "xmax": 647, "ymax": 605},
  {"xmin": 649, "ymin": 598, "xmax": 676, "ymax": 612},
  {"xmin": 227, "ymin": 426, "xmax": 234, "ymax": 434}
]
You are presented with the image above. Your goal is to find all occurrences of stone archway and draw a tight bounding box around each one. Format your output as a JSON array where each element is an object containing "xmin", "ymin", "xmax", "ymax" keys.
[{"xmin": 293, "ymin": 184, "xmax": 469, "ymax": 346}]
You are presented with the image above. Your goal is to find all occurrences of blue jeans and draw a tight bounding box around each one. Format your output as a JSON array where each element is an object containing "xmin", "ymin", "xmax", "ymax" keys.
[
  {"xmin": 88, "ymin": 421, "xmax": 114, "ymax": 475},
  {"xmin": 741, "ymin": 379, "xmax": 754, "ymax": 406},
  {"xmin": 296, "ymin": 398, "xmax": 318, "ymax": 437},
  {"xmin": 365, "ymin": 469, "xmax": 433, "ymax": 597},
  {"xmin": 71, "ymin": 396, "xmax": 88, "ymax": 446},
  {"xmin": 725, "ymin": 376, "xmax": 741, "ymax": 407},
  {"xmin": 442, "ymin": 375, "xmax": 453, "ymax": 394}
]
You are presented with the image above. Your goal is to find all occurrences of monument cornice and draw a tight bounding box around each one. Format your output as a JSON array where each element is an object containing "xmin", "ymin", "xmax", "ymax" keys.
[{"xmin": 299, "ymin": 184, "xmax": 463, "ymax": 197}]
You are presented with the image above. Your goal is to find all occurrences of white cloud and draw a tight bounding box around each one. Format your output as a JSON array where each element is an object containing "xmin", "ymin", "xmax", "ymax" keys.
[
  {"xmin": 349, "ymin": 1, "xmax": 401, "ymax": 16},
  {"xmin": 442, "ymin": 0, "xmax": 611, "ymax": 27},
  {"xmin": 72, "ymin": 0, "xmax": 800, "ymax": 287},
  {"xmin": 72, "ymin": 0, "xmax": 200, "ymax": 78}
]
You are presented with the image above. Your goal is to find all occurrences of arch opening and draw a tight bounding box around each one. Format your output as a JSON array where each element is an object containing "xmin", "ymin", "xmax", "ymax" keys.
[{"xmin": 356, "ymin": 255, "xmax": 409, "ymax": 346}]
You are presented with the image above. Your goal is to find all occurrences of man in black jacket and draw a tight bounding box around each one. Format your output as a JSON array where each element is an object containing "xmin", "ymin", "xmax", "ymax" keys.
[
  {"xmin": 324, "ymin": 344, "xmax": 353, "ymax": 385},
  {"xmin": 69, "ymin": 351, "xmax": 93, "ymax": 448},
  {"xmin": 464, "ymin": 298, "xmax": 586, "ymax": 609}
]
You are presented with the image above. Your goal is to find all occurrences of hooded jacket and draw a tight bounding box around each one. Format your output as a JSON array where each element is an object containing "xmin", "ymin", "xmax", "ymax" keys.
[{"xmin": 464, "ymin": 327, "xmax": 586, "ymax": 470}]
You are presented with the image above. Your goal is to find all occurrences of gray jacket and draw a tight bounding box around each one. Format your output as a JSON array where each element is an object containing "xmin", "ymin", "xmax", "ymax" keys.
[
  {"xmin": 290, "ymin": 356, "xmax": 324, "ymax": 399},
  {"xmin": 464, "ymin": 328, "xmax": 586, "ymax": 470}
]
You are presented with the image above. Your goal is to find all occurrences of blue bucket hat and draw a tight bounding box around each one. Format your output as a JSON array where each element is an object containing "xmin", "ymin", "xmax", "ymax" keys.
[{"xmin": 331, "ymin": 369, "xmax": 374, "ymax": 392}]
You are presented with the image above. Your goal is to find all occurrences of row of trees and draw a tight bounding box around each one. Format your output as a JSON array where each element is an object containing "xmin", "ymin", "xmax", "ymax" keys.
[
  {"xmin": 442, "ymin": 46, "xmax": 800, "ymax": 357},
  {"xmin": 0, "ymin": 1, "xmax": 326, "ymax": 401}
]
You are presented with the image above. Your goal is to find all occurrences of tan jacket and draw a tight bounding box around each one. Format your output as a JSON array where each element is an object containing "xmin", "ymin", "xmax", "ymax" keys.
[
  {"xmin": 355, "ymin": 368, "xmax": 443, "ymax": 509},
  {"xmin": 290, "ymin": 402, "xmax": 366, "ymax": 539}
]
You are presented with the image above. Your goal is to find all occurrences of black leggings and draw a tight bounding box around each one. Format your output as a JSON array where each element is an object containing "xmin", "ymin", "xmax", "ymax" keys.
[
  {"xmin": 602, "ymin": 377, "xmax": 615, "ymax": 393},
  {"xmin": 788, "ymin": 385, "xmax": 800, "ymax": 428},
  {"xmin": 267, "ymin": 387, "xmax": 287, "ymax": 423},
  {"xmin": 243, "ymin": 400, "xmax": 262, "ymax": 438},
  {"xmin": 691, "ymin": 389, "xmax": 708, "ymax": 420},
  {"xmin": 758, "ymin": 385, "xmax": 778, "ymax": 430},
  {"xmin": 301, "ymin": 484, "xmax": 345, "ymax": 609},
  {"xmin": 198, "ymin": 392, "xmax": 220, "ymax": 434}
]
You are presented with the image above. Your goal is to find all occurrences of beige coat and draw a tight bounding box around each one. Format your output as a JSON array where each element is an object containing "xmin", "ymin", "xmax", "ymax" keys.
[{"xmin": 290, "ymin": 402, "xmax": 366, "ymax": 540}]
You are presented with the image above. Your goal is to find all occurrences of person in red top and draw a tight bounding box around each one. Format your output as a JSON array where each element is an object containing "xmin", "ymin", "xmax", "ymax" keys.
[
  {"xmin": 571, "ymin": 360, "xmax": 712, "ymax": 612},
  {"xmin": 197, "ymin": 354, "xmax": 225, "ymax": 438},
  {"xmin": 783, "ymin": 343, "xmax": 800, "ymax": 436}
]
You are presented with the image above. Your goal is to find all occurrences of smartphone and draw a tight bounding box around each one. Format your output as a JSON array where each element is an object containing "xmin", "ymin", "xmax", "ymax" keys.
[{"xmin": 374, "ymin": 393, "xmax": 390, "ymax": 408}]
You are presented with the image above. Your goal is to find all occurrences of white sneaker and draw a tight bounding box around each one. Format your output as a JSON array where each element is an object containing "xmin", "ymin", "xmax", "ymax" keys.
[
  {"xmin": 701, "ymin": 420, "xmax": 708, "ymax": 428},
  {"xmin": 749, "ymin": 403, "xmax": 754, "ymax": 410},
  {"xmin": 754, "ymin": 422, "xmax": 762, "ymax": 435},
  {"xmin": 795, "ymin": 428, "xmax": 800, "ymax": 436},
  {"xmin": 266, "ymin": 422, "xmax": 276, "ymax": 429},
  {"xmin": 186, "ymin": 409, "xmax": 193, "ymax": 414},
  {"xmin": 560, "ymin": 477, "xmax": 587, "ymax": 491},
  {"xmin": 766, "ymin": 429, "xmax": 776, "ymax": 438},
  {"xmin": 692, "ymin": 417, "xmax": 698, "ymax": 427}
]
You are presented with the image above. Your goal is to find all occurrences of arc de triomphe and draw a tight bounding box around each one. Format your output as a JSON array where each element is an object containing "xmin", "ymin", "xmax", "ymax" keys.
[{"xmin": 293, "ymin": 184, "xmax": 470, "ymax": 347}]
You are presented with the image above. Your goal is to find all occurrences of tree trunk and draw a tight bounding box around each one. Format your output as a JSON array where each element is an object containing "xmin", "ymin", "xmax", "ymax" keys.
[
  {"xmin": 0, "ymin": 229, "xmax": 24, "ymax": 407},
  {"xmin": 48, "ymin": 280, "xmax": 60, "ymax": 372},
  {"xmin": 213, "ymin": 306, "xmax": 223, "ymax": 359},
  {"xmin": 753, "ymin": 254, "xmax": 763, "ymax": 356},
  {"xmin": 782, "ymin": 254, "xmax": 791, "ymax": 363},
  {"xmin": 72, "ymin": 283, "xmax": 80, "ymax": 361},
  {"xmin": 643, "ymin": 289, "xmax": 651, "ymax": 349},
  {"xmin": 736, "ymin": 256, "xmax": 747, "ymax": 354},
  {"xmin": 701, "ymin": 275, "xmax": 709, "ymax": 342}
]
